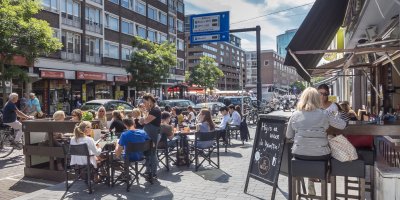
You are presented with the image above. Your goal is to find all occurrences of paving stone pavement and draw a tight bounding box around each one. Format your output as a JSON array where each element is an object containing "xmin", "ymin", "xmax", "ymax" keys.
[{"xmin": 6, "ymin": 123, "xmax": 372, "ymax": 200}]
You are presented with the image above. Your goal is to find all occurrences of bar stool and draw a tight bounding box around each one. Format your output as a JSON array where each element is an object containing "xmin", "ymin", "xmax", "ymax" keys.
[
  {"xmin": 356, "ymin": 148, "xmax": 375, "ymax": 199},
  {"xmin": 330, "ymin": 158, "xmax": 366, "ymax": 200},
  {"xmin": 291, "ymin": 158, "xmax": 328, "ymax": 200}
]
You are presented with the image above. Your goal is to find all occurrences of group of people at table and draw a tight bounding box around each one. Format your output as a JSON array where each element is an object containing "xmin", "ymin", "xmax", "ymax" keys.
[{"xmin": 36, "ymin": 94, "xmax": 244, "ymax": 183}]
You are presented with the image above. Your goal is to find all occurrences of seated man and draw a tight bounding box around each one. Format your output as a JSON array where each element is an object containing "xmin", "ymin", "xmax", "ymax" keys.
[
  {"xmin": 228, "ymin": 104, "xmax": 241, "ymax": 126},
  {"xmin": 115, "ymin": 118, "xmax": 149, "ymax": 161},
  {"xmin": 160, "ymin": 111, "xmax": 180, "ymax": 148},
  {"xmin": 216, "ymin": 106, "xmax": 230, "ymax": 141}
]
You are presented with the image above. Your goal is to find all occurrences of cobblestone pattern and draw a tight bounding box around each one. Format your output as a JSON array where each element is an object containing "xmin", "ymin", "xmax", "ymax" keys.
[{"xmin": 12, "ymin": 125, "xmax": 372, "ymax": 200}]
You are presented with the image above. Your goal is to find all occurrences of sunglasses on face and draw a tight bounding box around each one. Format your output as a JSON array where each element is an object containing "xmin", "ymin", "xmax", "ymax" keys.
[{"xmin": 319, "ymin": 92, "xmax": 329, "ymax": 97}]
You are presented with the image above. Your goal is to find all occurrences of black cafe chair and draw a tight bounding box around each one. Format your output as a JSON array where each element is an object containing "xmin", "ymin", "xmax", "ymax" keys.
[
  {"xmin": 157, "ymin": 133, "xmax": 178, "ymax": 171},
  {"xmin": 111, "ymin": 140, "xmax": 152, "ymax": 191},
  {"xmin": 190, "ymin": 131, "xmax": 220, "ymax": 171},
  {"xmin": 63, "ymin": 143, "xmax": 104, "ymax": 194}
]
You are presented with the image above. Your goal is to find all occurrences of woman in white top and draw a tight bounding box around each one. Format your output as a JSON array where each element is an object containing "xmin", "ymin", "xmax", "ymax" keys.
[
  {"xmin": 96, "ymin": 106, "xmax": 107, "ymax": 129},
  {"xmin": 187, "ymin": 106, "xmax": 196, "ymax": 123},
  {"xmin": 70, "ymin": 121, "xmax": 102, "ymax": 168},
  {"xmin": 318, "ymin": 84, "xmax": 338, "ymax": 113}
]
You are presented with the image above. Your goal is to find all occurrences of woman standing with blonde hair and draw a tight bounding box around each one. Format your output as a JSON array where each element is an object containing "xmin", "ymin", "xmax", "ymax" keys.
[{"xmin": 70, "ymin": 121, "xmax": 102, "ymax": 168}]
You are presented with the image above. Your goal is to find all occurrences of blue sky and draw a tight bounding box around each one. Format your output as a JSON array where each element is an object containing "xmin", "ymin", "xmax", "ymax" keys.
[{"xmin": 185, "ymin": 0, "xmax": 315, "ymax": 51}]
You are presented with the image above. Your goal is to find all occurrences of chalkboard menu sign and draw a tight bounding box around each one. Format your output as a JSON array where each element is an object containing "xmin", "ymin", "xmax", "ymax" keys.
[{"xmin": 244, "ymin": 115, "xmax": 287, "ymax": 199}]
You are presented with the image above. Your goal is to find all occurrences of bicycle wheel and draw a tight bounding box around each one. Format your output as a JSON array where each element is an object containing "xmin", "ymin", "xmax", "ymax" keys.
[{"xmin": 0, "ymin": 131, "xmax": 14, "ymax": 158}]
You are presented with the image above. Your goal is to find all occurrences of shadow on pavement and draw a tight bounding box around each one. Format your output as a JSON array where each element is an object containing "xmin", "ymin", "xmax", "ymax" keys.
[
  {"xmin": 219, "ymin": 151, "xmax": 243, "ymax": 158},
  {"xmin": 9, "ymin": 177, "xmax": 57, "ymax": 194},
  {"xmin": 0, "ymin": 154, "xmax": 24, "ymax": 169},
  {"xmin": 194, "ymin": 168, "xmax": 231, "ymax": 183},
  {"xmin": 58, "ymin": 179, "xmax": 174, "ymax": 199}
]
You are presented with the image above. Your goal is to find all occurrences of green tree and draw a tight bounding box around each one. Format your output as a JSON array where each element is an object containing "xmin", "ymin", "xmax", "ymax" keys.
[
  {"xmin": 126, "ymin": 36, "xmax": 177, "ymax": 91},
  {"xmin": 0, "ymin": 0, "xmax": 62, "ymax": 104},
  {"xmin": 186, "ymin": 56, "xmax": 224, "ymax": 98},
  {"xmin": 290, "ymin": 81, "xmax": 306, "ymax": 93}
]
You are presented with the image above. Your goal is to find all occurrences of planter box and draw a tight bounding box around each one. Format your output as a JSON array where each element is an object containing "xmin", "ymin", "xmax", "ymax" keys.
[{"xmin": 375, "ymin": 158, "xmax": 400, "ymax": 199}]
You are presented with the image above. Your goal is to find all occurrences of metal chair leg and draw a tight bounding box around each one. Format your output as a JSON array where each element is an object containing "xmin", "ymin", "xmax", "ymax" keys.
[
  {"xmin": 291, "ymin": 177, "xmax": 297, "ymax": 200},
  {"xmin": 331, "ymin": 176, "xmax": 336, "ymax": 200},
  {"xmin": 360, "ymin": 178, "xmax": 366, "ymax": 200}
]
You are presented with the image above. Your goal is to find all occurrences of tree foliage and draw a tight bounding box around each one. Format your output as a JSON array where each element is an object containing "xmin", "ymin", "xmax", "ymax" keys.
[
  {"xmin": 126, "ymin": 36, "xmax": 177, "ymax": 91},
  {"xmin": 0, "ymin": 0, "xmax": 62, "ymax": 103},
  {"xmin": 186, "ymin": 56, "xmax": 224, "ymax": 93},
  {"xmin": 290, "ymin": 81, "xmax": 306, "ymax": 93}
]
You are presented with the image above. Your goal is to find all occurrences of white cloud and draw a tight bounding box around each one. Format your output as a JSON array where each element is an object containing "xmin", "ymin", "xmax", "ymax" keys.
[{"xmin": 186, "ymin": 0, "xmax": 314, "ymax": 52}]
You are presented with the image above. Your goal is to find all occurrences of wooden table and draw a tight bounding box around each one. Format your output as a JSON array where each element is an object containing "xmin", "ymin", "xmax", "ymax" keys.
[
  {"xmin": 22, "ymin": 120, "xmax": 79, "ymax": 182},
  {"xmin": 328, "ymin": 121, "xmax": 400, "ymax": 136}
]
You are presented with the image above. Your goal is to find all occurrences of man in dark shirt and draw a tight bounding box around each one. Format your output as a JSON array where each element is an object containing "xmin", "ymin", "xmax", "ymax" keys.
[
  {"xmin": 115, "ymin": 118, "xmax": 149, "ymax": 161},
  {"xmin": 3, "ymin": 93, "xmax": 32, "ymax": 148}
]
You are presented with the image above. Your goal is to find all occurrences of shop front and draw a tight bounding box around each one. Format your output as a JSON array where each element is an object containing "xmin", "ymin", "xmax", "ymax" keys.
[
  {"xmin": 114, "ymin": 75, "xmax": 129, "ymax": 101},
  {"xmin": 76, "ymin": 71, "xmax": 112, "ymax": 102},
  {"xmin": 33, "ymin": 69, "xmax": 73, "ymax": 115}
]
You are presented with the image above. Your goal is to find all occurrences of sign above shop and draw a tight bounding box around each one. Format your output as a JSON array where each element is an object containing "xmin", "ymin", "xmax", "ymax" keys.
[
  {"xmin": 76, "ymin": 71, "xmax": 107, "ymax": 81},
  {"xmin": 114, "ymin": 75, "xmax": 129, "ymax": 83},
  {"xmin": 40, "ymin": 70, "xmax": 65, "ymax": 79}
]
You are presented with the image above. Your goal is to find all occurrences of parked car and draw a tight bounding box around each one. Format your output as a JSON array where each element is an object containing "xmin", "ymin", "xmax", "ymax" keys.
[
  {"xmin": 81, "ymin": 99, "xmax": 133, "ymax": 120},
  {"xmin": 194, "ymin": 102, "xmax": 226, "ymax": 116},
  {"xmin": 158, "ymin": 99, "xmax": 195, "ymax": 112},
  {"xmin": 217, "ymin": 96, "xmax": 252, "ymax": 107}
]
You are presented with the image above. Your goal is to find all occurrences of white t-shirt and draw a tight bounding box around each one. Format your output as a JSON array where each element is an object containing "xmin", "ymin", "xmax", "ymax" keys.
[
  {"xmin": 188, "ymin": 111, "xmax": 196, "ymax": 122},
  {"xmin": 69, "ymin": 136, "xmax": 102, "ymax": 168},
  {"xmin": 230, "ymin": 111, "xmax": 241, "ymax": 126}
]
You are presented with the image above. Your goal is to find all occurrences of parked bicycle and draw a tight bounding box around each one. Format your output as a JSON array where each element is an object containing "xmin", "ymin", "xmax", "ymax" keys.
[{"xmin": 0, "ymin": 125, "xmax": 16, "ymax": 158}]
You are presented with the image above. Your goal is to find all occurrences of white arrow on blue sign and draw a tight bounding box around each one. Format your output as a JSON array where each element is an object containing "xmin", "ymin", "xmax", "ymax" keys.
[{"xmin": 190, "ymin": 11, "xmax": 230, "ymax": 44}]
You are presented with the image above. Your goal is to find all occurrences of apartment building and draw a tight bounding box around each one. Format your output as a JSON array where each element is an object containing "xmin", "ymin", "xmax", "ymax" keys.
[
  {"xmin": 245, "ymin": 50, "xmax": 300, "ymax": 93},
  {"xmin": 31, "ymin": 0, "xmax": 184, "ymax": 114}
]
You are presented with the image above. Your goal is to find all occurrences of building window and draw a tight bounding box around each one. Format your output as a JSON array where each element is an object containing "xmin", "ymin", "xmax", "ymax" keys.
[
  {"xmin": 121, "ymin": 0, "xmax": 133, "ymax": 9},
  {"xmin": 122, "ymin": 47, "xmax": 132, "ymax": 60},
  {"xmin": 135, "ymin": 1, "xmax": 146, "ymax": 15},
  {"xmin": 220, "ymin": 51, "xmax": 224, "ymax": 56},
  {"xmin": 159, "ymin": 33, "xmax": 167, "ymax": 43},
  {"xmin": 264, "ymin": 60, "xmax": 269, "ymax": 66},
  {"xmin": 61, "ymin": 0, "xmax": 81, "ymax": 27},
  {"xmin": 169, "ymin": 16, "xmax": 176, "ymax": 33},
  {"xmin": 136, "ymin": 25, "xmax": 146, "ymax": 38},
  {"xmin": 61, "ymin": 31, "xmax": 81, "ymax": 54},
  {"xmin": 177, "ymin": 39, "xmax": 184, "ymax": 51},
  {"xmin": 105, "ymin": 13, "xmax": 119, "ymax": 31},
  {"xmin": 177, "ymin": 59, "xmax": 184, "ymax": 69},
  {"xmin": 108, "ymin": 0, "xmax": 119, "ymax": 4},
  {"xmin": 159, "ymin": 0, "xmax": 167, "ymax": 4},
  {"xmin": 85, "ymin": 36, "xmax": 101, "ymax": 57},
  {"xmin": 177, "ymin": 20, "xmax": 183, "ymax": 32},
  {"xmin": 177, "ymin": 1, "xmax": 184, "ymax": 13},
  {"xmin": 104, "ymin": 41, "xmax": 119, "ymax": 59},
  {"xmin": 121, "ymin": 20, "xmax": 134, "ymax": 35},
  {"xmin": 148, "ymin": 6, "xmax": 158, "ymax": 21},
  {"xmin": 85, "ymin": 6, "xmax": 102, "ymax": 34},
  {"xmin": 148, "ymin": 30, "xmax": 156, "ymax": 42},
  {"xmin": 42, "ymin": 0, "xmax": 58, "ymax": 12},
  {"xmin": 159, "ymin": 11, "xmax": 167, "ymax": 25}
]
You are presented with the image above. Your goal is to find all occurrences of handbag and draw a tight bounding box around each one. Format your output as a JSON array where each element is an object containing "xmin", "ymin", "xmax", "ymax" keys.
[
  {"xmin": 346, "ymin": 135, "xmax": 373, "ymax": 148},
  {"xmin": 329, "ymin": 134, "xmax": 358, "ymax": 162}
]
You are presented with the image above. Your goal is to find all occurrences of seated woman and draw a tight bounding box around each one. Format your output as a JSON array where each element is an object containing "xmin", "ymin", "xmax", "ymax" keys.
[
  {"xmin": 71, "ymin": 109, "xmax": 82, "ymax": 121},
  {"xmin": 53, "ymin": 110, "xmax": 66, "ymax": 170},
  {"xmin": 109, "ymin": 110, "xmax": 126, "ymax": 137},
  {"xmin": 186, "ymin": 106, "xmax": 196, "ymax": 124},
  {"xmin": 131, "ymin": 108, "xmax": 143, "ymax": 129},
  {"xmin": 196, "ymin": 109, "xmax": 216, "ymax": 148},
  {"xmin": 286, "ymin": 87, "xmax": 346, "ymax": 195},
  {"xmin": 70, "ymin": 121, "xmax": 102, "ymax": 167},
  {"xmin": 96, "ymin": 106, "xmax": 107, "ymax": 129}
]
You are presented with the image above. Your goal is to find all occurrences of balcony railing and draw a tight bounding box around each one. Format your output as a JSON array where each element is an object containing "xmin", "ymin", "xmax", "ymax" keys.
[
  {"xmin": 61, "ymin": 14, "xmax": 81, "ymax": 28},
  {"xmin": 85, "ymin": 53, "xmax": 102, "ymax": 64},
  {"xmin": 61, "ymin": 51, "xmax": 81, "ymax": 62},
  {"xmin": 86, "ymin": 21, "xmax": 103, "ymax": 34},
  {"xmin": 169, "ymin": 26, "xmax": 177, "ymax": 34},
  {"xmin": 88, "ymin": 0, "xmax": 102, "ymax": 5}
]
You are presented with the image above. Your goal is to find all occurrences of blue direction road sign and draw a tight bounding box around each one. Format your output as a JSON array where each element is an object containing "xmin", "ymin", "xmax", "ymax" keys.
[{"xmin": 190, "ymin": 11, "xmax": 230, "ymax": 44}]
